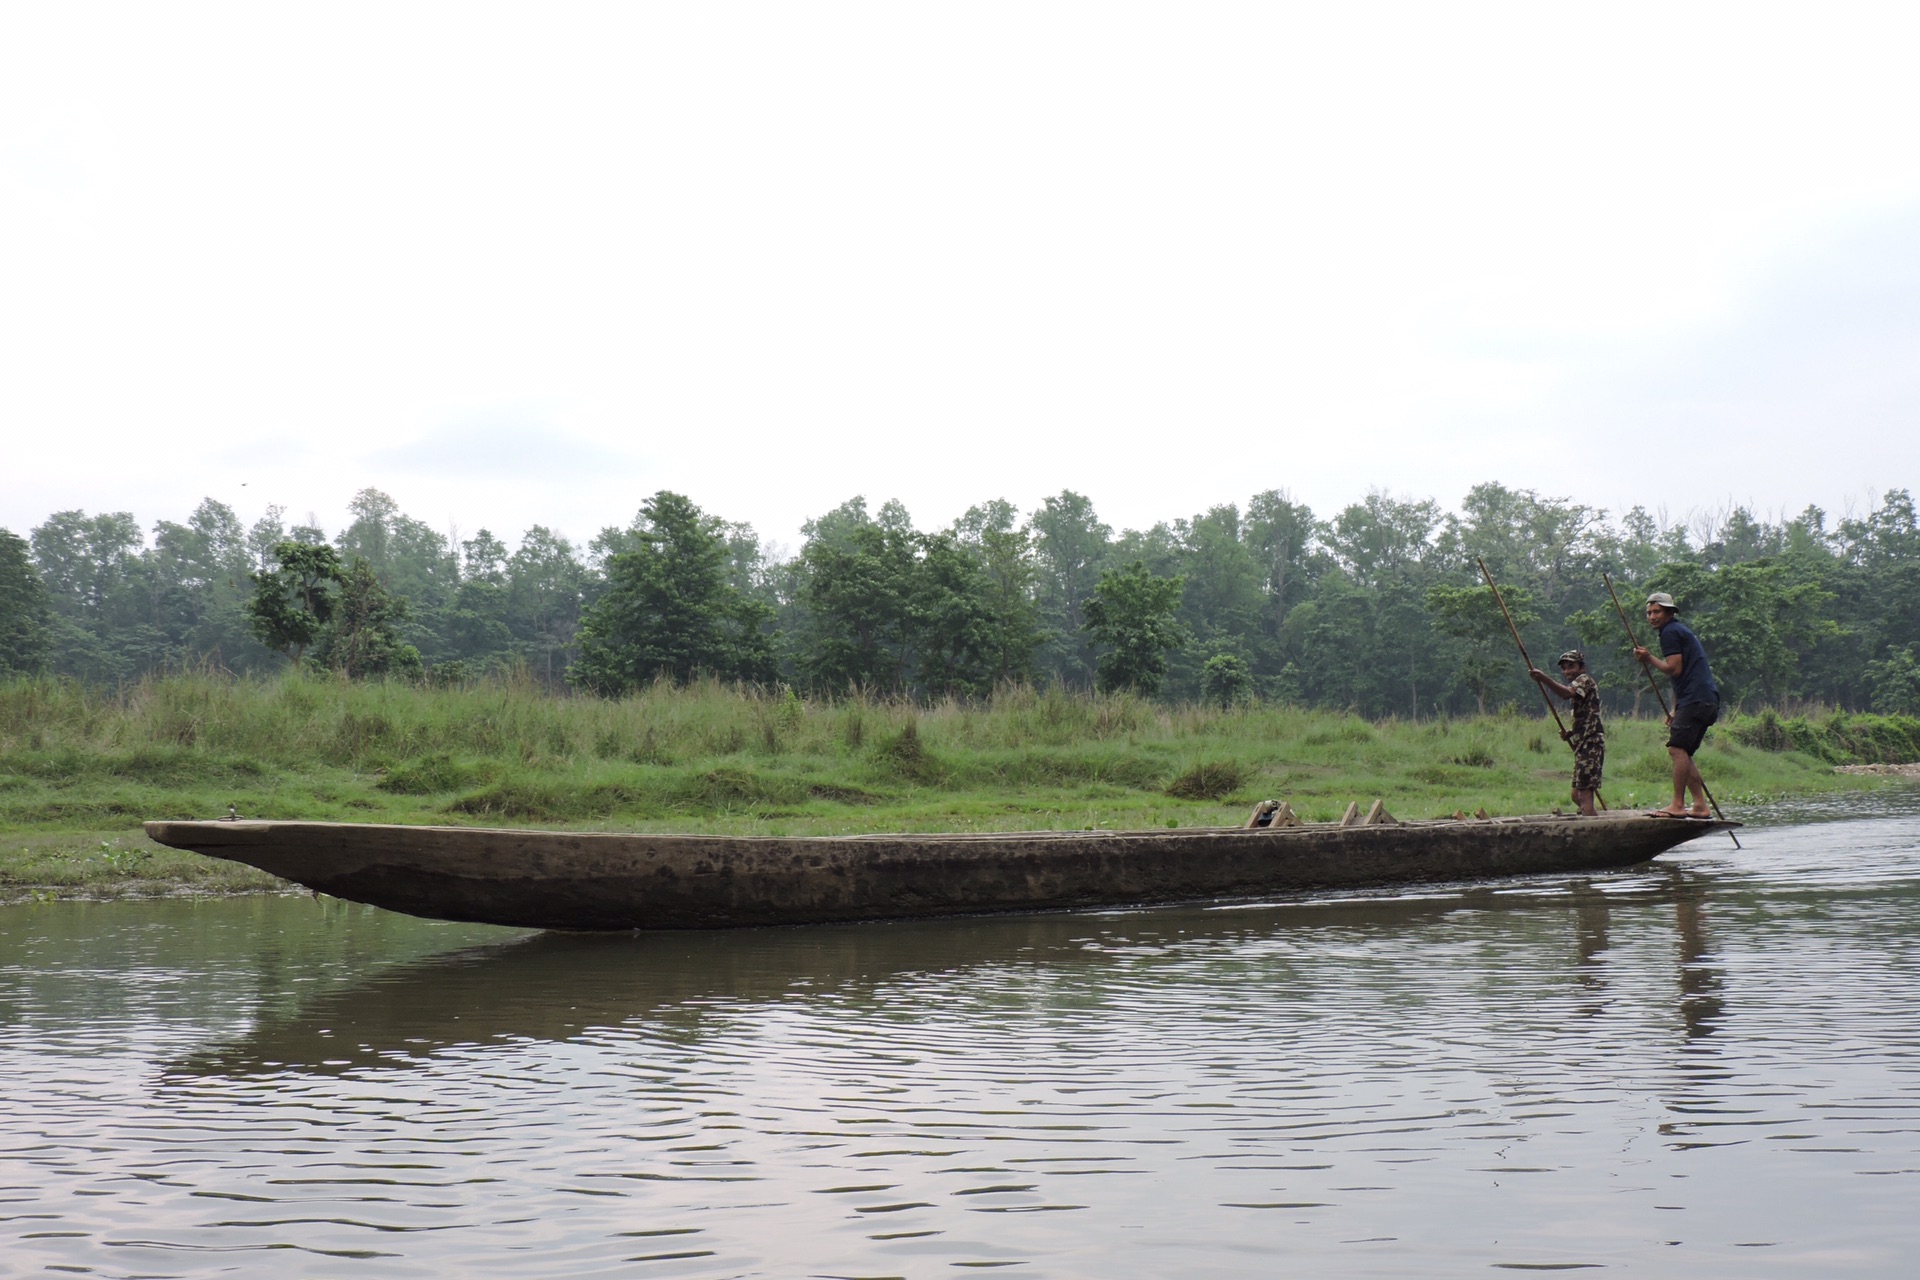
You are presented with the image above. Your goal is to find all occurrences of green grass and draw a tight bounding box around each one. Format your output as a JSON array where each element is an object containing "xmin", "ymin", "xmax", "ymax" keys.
[
  {"xmin": 1, "ymin": 830, "xmax": 284, "ymax": 900},
  {"xmin": 0, "ymin": 671, "xmax": 1902, "ymax": 900},
  {"xmin": 1728, "ymin": 707, "xmax": 1920, "ymax": 763}
]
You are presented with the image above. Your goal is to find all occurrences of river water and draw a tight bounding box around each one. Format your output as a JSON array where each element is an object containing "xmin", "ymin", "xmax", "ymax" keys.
[{"xmin": 4, "ymin": 796, "xmax": 1919, "ymax": 1278}]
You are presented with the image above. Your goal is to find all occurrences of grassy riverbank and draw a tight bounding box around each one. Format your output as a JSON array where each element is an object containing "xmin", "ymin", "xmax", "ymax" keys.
[{"xmin": 3, "ymin": 672, "xmax": 1910, "ymax": 901}]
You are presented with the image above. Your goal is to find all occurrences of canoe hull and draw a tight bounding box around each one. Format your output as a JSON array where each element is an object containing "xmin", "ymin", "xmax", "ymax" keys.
[{"xmin": 142, "ymin": 814, "xmax": 1737, "ymax": 932}]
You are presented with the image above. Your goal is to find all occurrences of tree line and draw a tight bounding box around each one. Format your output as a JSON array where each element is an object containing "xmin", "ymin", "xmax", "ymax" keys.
[{"xmin": 3, "ymin": 483, "xmax": 1918, "ymax": 716}]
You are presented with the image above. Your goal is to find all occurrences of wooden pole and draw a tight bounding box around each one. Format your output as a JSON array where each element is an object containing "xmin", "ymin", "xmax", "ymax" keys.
[
  {"xmin": 1477, "ymin": 557, "xmax": 1569, "ymax": 740},
  {"xmin": 1477, "ymin": 558, "xmax": 1605, "ymax": 810},
  {"xmin": 1604, "ymin": 573, "xmax": 1671, "ymax": 718},
  {"xmin": 1603, "ymin": 573, "xmax": 1737, "ymax": 846}
]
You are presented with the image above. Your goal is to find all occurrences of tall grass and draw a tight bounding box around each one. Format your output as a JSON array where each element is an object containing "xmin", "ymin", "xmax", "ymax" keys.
[
  {"xmin": 0, "ymin": 669, "xmax": 1368, "ymax": 776},
  {"xmin": 0, "ymin": 670, "xmax": 1889, "ymax": 840},
  {"xmin": 1729, "ymin": 706, "xmax": 1920, "ymax": 763}
]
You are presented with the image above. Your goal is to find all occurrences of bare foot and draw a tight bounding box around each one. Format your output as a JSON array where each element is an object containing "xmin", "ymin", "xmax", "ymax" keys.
[{"xmin": 1688, "ymin": 807, "xmax": 1712, "ymax": 818}]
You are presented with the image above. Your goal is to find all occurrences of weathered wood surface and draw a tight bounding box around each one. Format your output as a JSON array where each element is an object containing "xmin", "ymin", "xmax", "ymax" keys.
[{"xmin": 143, "ymin": 814, "xmax": 1738, "ymax": 932}]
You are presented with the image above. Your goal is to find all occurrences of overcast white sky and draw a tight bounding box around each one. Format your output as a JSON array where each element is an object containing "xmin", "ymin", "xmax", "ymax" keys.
[{"xmin": 4, "ymin": 3, "xmax": 1918, "ymax": 554}]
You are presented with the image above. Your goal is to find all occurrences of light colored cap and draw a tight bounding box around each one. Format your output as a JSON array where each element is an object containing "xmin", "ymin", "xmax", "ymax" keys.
[{"xmin": 1645, "ymin": 592, "xmax": 1678, "ymax": 610}]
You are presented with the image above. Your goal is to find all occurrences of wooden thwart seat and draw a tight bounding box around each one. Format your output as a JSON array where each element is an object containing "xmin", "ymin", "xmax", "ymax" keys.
[{"xmin": 1244, "ymin": 799, "xmax": 1300, "ymax": 828}]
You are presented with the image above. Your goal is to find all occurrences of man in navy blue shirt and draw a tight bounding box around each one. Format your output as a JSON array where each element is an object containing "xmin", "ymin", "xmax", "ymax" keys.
[{"xmin": 1633, "ymin": 591, "xmax": 1720, "ymax": 817}]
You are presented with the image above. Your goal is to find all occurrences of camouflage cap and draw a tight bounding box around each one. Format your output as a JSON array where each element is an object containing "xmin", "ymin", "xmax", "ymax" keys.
[
  {"xmin": 1645, "ymin": 591, "xmax": 1678, "ymax": 611},
  {"xmin": 1557, "ymin": 649, "xmax": 1585, "ymax": 666}
]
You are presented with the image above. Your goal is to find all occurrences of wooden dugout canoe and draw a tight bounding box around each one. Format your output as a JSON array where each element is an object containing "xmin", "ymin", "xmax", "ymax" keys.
[{"xmin": 142, "ymin": 812, "xmax": 1740, "ymax": 933}]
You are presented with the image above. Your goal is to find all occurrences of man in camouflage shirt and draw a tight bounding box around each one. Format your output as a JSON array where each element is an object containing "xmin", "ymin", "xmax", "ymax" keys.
[{"xmin": 1530, "ymin": 649, "xmax": 1604, "ymax": 815}]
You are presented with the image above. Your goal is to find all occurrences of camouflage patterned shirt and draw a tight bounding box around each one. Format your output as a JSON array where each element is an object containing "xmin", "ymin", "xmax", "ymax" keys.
[{"xmin": 1568, "ymin": 672, "xmax": 1603, "ymax": 746}]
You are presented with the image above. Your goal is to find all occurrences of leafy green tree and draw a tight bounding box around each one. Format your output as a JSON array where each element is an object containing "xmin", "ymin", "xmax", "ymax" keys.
[
  {"xmin": 1279, "ymin": 492, "xmax": 1448, "ymax": 716},
  {"xmin": 334, "ymin": 487, "xmax": 458, "ymax": 663},
  {"xmin": 953, "ymin": 501, "xmax": 1043, "ymax": 688},
  {"xmin": 1373, "ymin": 577, "xmax": 1445, "ymax": 717},
  {"xmin": 1246, "ymin": 489, "xmax": 1316, "ymax": 635},
  {"xmin": 1607, "ymin": 505, "xmax": 1692, "ymax": 585},
  {"xmin": 508, "ymin": 526, "xmax": 587, "ymax": 684},
  {"xmin": 570, "ymin": 491, "xmax": 776, "ymax": 693},
  {"xmin": 791, "ymin": 501, "xmax": 1007, "ymax": 697},
  {"xmin": 1083, "ymin": 561, "xmax": 1188, "ymax": 695},
  {"xmin": 1565, "ymin": 600, "xmax": 1656, "ymax": 716},
  {"xmin": 795, "ymin": 496, "xmax": 876, "ymax": 551},
  {"xmin": 719, "ymin": 522, "xmax": 780, "ymax": 608},
  {"xmin": 1446, "ymin": 484, "xmax": 1604, "ymax": 606},
  {"xmin": 440, "ymin": 528, "xmax": 513, "ymax": 664},
  {"xmin": 146, "ymin": 498, "xmax": 267, "ymax": 670},
  {"xmin": 442, "ymin": 590, "xmax": 512, "ymax": 667},
  {"xmin": 795, "ymin": 519, "xmax": 924, "ymax": 692},
  {"xmin": 462, "ymin": 528, "xmax": 510, "ymax": 584},
  {"xmin": 1201, "ymin": 653, "xmax": 1253, "ymax": 708},
  {"xmin": 311, "ymin": 557, "xmax": 422, "ymax": 679},
  {"xmin": 1651, "ymin": 560, "xmax": 1838, "ymax": 704},
  {"xmin": 1161, "ymin": 504, "xmax": 1273, "ymax": 698},
  {"xmin": 1274, "ymin": 593, "xmax": 1333, "ymax": 705},
  {"xmin": 0, "ymin": 528, "xmax": 52, "ymax": 676},
  {"xmin": 30, "ymin": 510, "xmax": 144, "ymax": 618},
  {"xmin": 952, "ymin": 499, "xmax": 1019, "ymax": 545},
  {"xmin": 1173, "ymin": 506, "xmax": 1266, "ymax": 634},
  {"xmin": 1838, "ymin": 489, "xmax": 1919, "ymax": 567},
  {"xmin": 246, "ymin": 505, "xmax": 289, "ymax": 572},
  {"xmin": 247, "ymin": 542, "xmax": 345, "ymax": 663},
  {"xmin": 17, "ymin": 477, "xmax": 1920, "ymax": 714},
  {"xmin": 29, "ymin": 509, "xmax": 154, "ymax": 680},
  {"xmin": 1028, "ymin": 491, "xmax": 1113, "ymax": 688},
  {"xmin": 385, "ymin": 512, "xmax": 458, "ymax": 608},
  {"xmin": 1820, "ymin": 490, "xmax": 1920, "ymax": 706},
  {"xmin": 335, "ymin": 488, "xmax": 401, "ymax": 569},
  {"xmin": 1703, "ymin": 505, "xmax": 1783, "ymax": 566},
  {"xmin": 1323, "ymin": 492, "xmax": 1441, "ymax": 588},
  {"xmin": 912, "ymin": 532, "xmax": 1000, "ymax": 699},
  {"xmin": 1865, "ymin": 645, "xmax": 1920, "ymax": 715},
  {"xmin": 1280, "ymin": 572, "xmax": 1419, "ymax": 717},
  {"xmin": 1426, "ymin": 581, "xmax": 1537, "ymax": 715}
]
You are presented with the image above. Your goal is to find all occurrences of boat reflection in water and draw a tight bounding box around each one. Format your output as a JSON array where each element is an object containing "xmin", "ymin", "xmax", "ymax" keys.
[{"xmin": 167, "ymin": 863, "xmax": 1732, "ymax": 1081}]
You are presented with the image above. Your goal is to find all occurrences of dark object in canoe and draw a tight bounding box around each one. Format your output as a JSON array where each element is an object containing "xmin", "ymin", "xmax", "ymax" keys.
[{"xmin": 142, "ymin": 812, "xmax": 1741, "ymax": 933}]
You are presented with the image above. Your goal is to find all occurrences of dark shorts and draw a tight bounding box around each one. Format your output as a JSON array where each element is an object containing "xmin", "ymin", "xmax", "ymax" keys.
[
  {"xmin": 1668, "ymin": 700, "xmax": 1720, "ymax": 755},
  {"xmin": 1572, "ymin": 736, "xmax": 1603, "ymax": 792}
]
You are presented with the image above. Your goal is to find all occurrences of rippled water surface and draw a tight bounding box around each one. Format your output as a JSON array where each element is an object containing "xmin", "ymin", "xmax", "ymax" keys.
[{"xmin": 5, "ymin": 797, "xmax": 1920, "ymax": 1277}]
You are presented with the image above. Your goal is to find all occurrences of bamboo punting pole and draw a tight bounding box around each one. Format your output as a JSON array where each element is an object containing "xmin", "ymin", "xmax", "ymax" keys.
[{"xmin": 1478, "ymin": 557, "xmax": 1605, "ymax": 810}]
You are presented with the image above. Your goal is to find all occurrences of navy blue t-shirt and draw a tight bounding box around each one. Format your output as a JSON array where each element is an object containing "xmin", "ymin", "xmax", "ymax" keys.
[{"xmin": 1659, "ymin": 619, "xmax": 1720, "ymax": 708}]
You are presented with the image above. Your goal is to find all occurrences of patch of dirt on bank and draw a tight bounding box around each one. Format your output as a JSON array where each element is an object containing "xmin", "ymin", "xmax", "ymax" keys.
[{"xmin": 1834, "ymin": 762, "xmax": 1920, "ymax": 778}]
